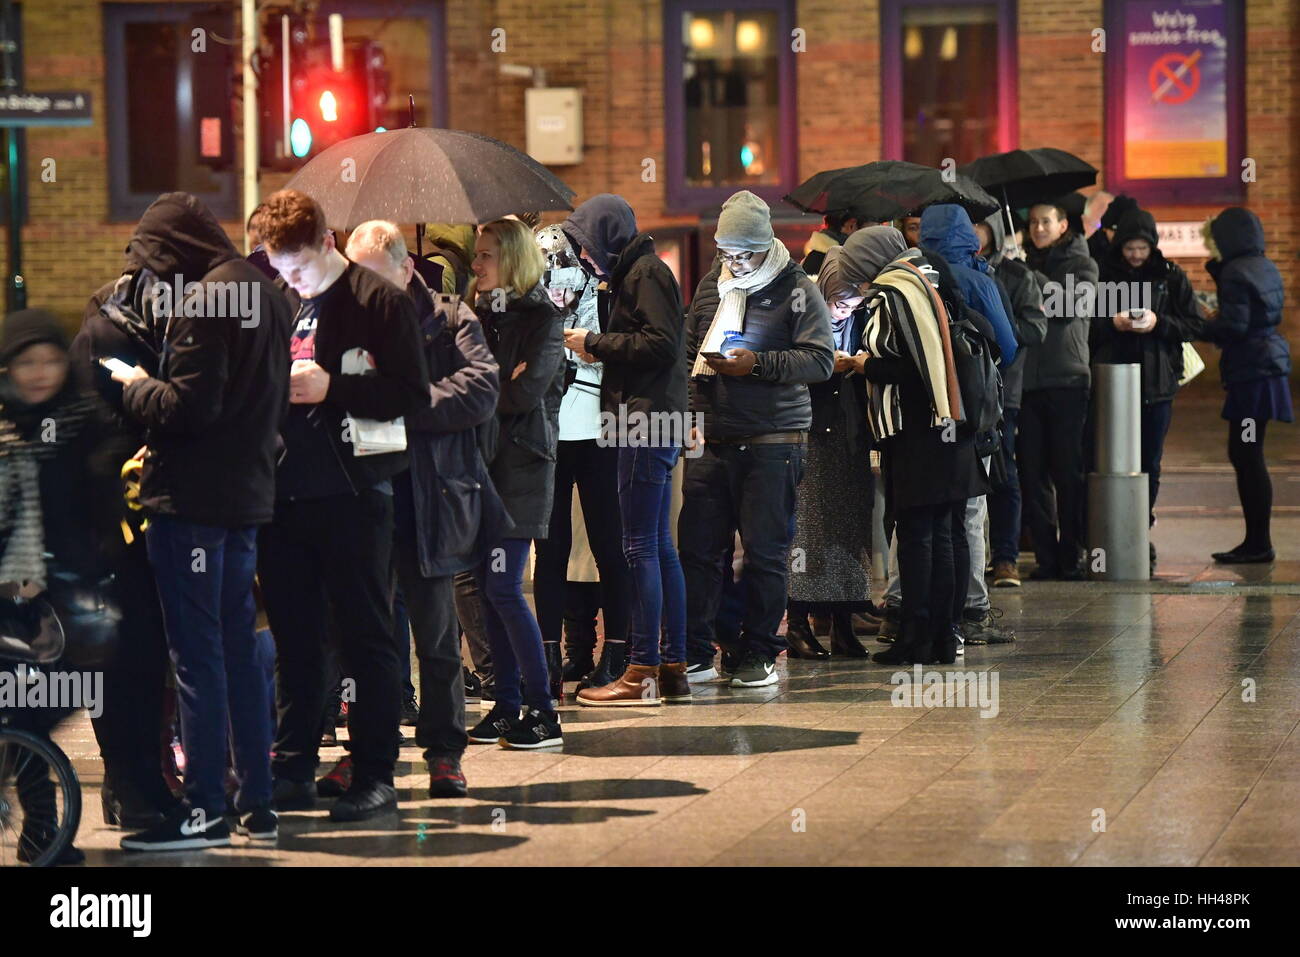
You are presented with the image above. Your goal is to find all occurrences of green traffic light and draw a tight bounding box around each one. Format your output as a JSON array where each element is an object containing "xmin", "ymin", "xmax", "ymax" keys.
[{"xmin": 290, "ymin": 118, "xmax": 313, "ymax": 158}]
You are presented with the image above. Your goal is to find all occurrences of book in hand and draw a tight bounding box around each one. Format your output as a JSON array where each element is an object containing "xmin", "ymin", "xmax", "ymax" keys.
[{"xmin": 340, "ymin": 347, "xmax": 407, "ymax": 457}]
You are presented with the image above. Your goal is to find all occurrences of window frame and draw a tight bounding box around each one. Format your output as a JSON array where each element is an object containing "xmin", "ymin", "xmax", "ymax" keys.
[
  {"xmin": 0, "ymin": 0, "xmax": 25, "ymax": 227},
  {"xmin": 880, "ymin": 0, "xmax": 1019, "ymax": 162},
  {"xmin": 662, "ymin": 0, "xmax": 798, "ymax": 214}
]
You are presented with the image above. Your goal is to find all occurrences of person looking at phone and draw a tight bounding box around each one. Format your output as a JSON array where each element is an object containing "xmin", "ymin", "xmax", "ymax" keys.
[
  {"xmin": 677, "ymin": 190, "xmax": 834, "ymax": 688},
  {"xmin": 1093, "ymin": 208, "xmax": 1203, "ymax": 573}
]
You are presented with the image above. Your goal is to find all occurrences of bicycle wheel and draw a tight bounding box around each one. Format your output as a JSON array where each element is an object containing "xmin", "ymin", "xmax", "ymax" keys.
[{"xmin": 0, "ymin": 728, "xmax": 81, "ymax": 867}]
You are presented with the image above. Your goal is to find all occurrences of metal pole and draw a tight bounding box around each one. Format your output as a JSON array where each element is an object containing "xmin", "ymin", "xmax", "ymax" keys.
[
  {"xmin": 1087, "ymin": 363, "xmax": 1149, "ymax": 581},
  {"xmin": 241, "ymin": 0, "xmax": 258, "ymax": 253},
  {"xmin": 0, "ymin": 0, "xmax": 24, "ymax": 311}
]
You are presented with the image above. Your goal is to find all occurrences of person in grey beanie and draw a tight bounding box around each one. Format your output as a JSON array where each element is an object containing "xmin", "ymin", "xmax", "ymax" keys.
[{"xmin": 678, "ymin": 190, "xmax": 835, "ymax": 687}]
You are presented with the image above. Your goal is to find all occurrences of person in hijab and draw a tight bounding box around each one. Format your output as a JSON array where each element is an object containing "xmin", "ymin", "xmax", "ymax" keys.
[
  {"xmin": 785, "ymin": 243, "xmax": 874, "ymax": 658},
  {"xmin": 846, "ymin": 227, "xmax": 990, "ymax": 667},
  {"xmin": 678, "ymin": 190, "xmax": 834, "ymax": 687}
]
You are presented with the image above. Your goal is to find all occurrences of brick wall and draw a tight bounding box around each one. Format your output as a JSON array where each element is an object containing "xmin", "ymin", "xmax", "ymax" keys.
[{"xmin": 5, "ymin": 0, "xmax": 1299, "ymax": 371}]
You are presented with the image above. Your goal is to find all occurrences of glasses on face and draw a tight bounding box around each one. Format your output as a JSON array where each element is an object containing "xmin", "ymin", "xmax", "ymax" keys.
[{"xmin": 718, "ymin": 250, "xmax": 754, "ymax": 265}]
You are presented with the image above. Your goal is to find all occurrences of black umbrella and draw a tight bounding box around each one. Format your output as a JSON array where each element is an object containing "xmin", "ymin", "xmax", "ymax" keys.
[
  {"xmin": 284, "ymin": 127, "xmax": 576, "ymax": 239},
  {"xmin": 957, "ymin": 147, "xmax": 1097, "ymax": 209},
  {"xmin": 784, "ymin": 160, "xmax": 1000, "ymax": 223}
]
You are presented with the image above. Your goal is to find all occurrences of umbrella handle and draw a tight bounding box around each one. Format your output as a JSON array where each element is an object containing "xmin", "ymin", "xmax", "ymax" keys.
[{"xmin": 408, "ymin": 94, "xmax": 416, "ymax": 128}]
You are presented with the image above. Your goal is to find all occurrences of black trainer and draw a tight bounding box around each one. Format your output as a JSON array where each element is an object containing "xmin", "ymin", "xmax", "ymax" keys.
[
  {"xmin": 500, "ymin": 708, "xmax": 563, "ymax": 749},
  {"xmin": 328, "ymin": 780, "xmax": 397, "ymax": 822},
  {"xmin": 428, "ymin": 756, "xmax": 468, "ymax": 798},
  {"xmin": 468, "ymin": 706, "xmax": 518, "ymax": 744},
  {"xmin": 120, "ymin": 808, "xmax": 231, "ymax": 853},
  {"xmin": 272, "ymin": 777, "xmax": 317, "ymax": 811},
  {"xmin": 401, "ymin": 694, "xmax": 420, "ymax": 727},
  {"xmin": 236, "ymin": 807, "xmax": 279, "ymax": 843}
]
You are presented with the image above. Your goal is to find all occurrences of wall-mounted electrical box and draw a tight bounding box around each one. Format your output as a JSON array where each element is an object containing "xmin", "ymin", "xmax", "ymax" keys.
[{"xmin": 525, "ymin": 87, "xmax": 582, "ymax": 165}]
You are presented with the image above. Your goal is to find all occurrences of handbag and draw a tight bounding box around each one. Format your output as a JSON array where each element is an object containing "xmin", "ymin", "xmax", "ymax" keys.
[
  {"xmin": 1179, "ymin": 341, "xmax": 1206, "ymax": 386},
  {"xmin": 42, "ymin": 570, "xmax": 121, "ymax": 669},
  {"xmin": 340, "ymin": 347, "xmax": 408, "ymax": 456}
]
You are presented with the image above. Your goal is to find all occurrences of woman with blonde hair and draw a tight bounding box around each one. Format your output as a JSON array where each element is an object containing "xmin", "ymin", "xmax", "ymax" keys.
[{"xmin": 464, "ymin": 218, "xmax": 567, "ymax": 748}]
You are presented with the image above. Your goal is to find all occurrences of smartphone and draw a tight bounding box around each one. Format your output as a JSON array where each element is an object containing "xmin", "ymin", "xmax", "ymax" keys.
[
  {"xmin": 99, "ymin": 357, "xmax": 135, "ymax": 377},
  {"xmin": 700, "ymin": 350, "xmax": 732, "ymax": 361}
]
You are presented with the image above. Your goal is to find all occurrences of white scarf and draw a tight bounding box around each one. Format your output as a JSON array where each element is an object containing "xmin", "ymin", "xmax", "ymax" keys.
[{"xmin": 692, "ymin": 240, "xmax": 791, "ymax": 377}]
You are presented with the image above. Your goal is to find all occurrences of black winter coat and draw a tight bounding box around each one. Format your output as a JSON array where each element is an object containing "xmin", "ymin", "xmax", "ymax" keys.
[
  {"xmin": 116, "ymin": 193, "xmax": 292, "ymax": 528},
  {"xmin": 583, "ymin": 232, "xmax": 689, "ymax": 422},
  {"xmin": 1198, "ymin": 207, "xmax": 1291, "ymax": 386},
  {"xmin": 1024, "ymin": 233, "xmax": 1098, "ymax": 391},
  {"xmin": 402, "ymin": 286, "xmax": 515, "ymax": 577},
  {"xmin": 477, "ymin": 285, "xmax": 565, "ymax": 540},
  {"xmin": 1093, "ymin": 211, "xmax": 1202, "ymax": 405}
]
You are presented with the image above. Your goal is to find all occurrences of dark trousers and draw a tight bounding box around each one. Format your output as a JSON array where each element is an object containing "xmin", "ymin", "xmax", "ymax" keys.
[
  {"xmin": 89, "ymin": 536, "xmax": 173, "ymax": 812},
  {"xmin": 988, "ymin": 407, "xmax": 1022, "ymax": 565},
  {"xmin": 473, "ymin": 538, "xmax": 551, "ymax": 714},
  {"xmin": 392, "ymin": 537, "xmax": 466, "ymax": 761},
  {"xmin": 454, "ymin": 571, "xmax": 493, "ymax": 692},
  {"xmin": 1228, "ymin": 419, "xmax": 1274, "ymax": 550},
  {"xmin": 1141, "ymin": 400, "xmax": 1174, "ymax": 525},
  {"xmin": 619, "ymin": 445, "xmax": 687, "ymax": 666},
  {"xmin": 146, "ymin": 515, "xmax": 271, "ymax": 817},
  {"xmin": 393, "ymin": 581, "xmax": 415, "ymax": 700},
  {"xmin": 678, "ymin": 441, "xmax": 805, "ymax": 662},
  {"xmin": 1017, "ymin": 387, "xmax": 1088, "ymax": 574},
  {"xmin": 895, "ymin": 499, "xmax": 968, "ymax": 640},
  {"xmin": 533, "ymin": 440, "xmax": 630, "ymax": 649},
  {"xmin": 259, "ymin": 489, "xmax": 400, "ymax": 787}
]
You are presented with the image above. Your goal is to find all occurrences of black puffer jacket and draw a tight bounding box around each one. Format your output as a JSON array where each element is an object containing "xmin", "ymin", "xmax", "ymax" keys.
[
  {"xmin": 477, "ymin": 284, "xmax": 564, "ymax": 540},
  {"xmin": 118, "ymin": 193, "xmax": 292, "ymax": 527},
  {"xmin": 686, "ymin": 259, "xmax": 834, "ymax": 439},
  {"xmin": 1198, "ymin": 207, "xmax": 1290, "ymax": 385},
  {"xmin": 1023, "ymin": 232, "xmax": 1098, "ymax": 391},
  {"xmin": 1094, "ymin": 210, "xmax": 1202, "ymax": 405}
]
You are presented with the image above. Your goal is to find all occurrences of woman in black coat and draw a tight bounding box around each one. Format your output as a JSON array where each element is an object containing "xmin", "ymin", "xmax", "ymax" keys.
[
  {"xmin": 1093, "ymin": 208, "xmax": 1203, "ymax": 569},
  {"xmin": 467, "ymin": 218, "xmax": 566, "ymax": 749},
  {"xmin": 1198, "ymin": 207, "xmax": 1293, "ymax": 564}
]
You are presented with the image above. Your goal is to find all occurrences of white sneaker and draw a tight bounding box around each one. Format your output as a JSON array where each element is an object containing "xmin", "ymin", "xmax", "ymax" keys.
[{"xmin": 686, "ymin": 663, "xmax": 718, "ymax": 683}]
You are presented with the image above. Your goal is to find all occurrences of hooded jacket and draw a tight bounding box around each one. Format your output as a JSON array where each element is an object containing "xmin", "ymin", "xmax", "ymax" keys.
[
  {"xmin": 564, "ymin": 195, "xmax": 689, "ymax": 425},
  {"xmin": 981, "ymin": 211, "xmax": 1047, "ymax": 409},
  {"xmin": 117, "ymin": 193, "xmax": 292, "ymax": 527},
  {"xmin": 477, "ymin": 284, "xmax": 564, "ymax": 540},
  {"xmin": 919, "ymin": 205, "xmax": 1018, "ymax": 367},
  {"xmin": 1094, "ymin": 209, "xmax": 1202, "ymax": 404},
  {"xmin": 686, "ymin": 256, "xmax": 835, "ymax": 439},
  {"xmin": 1023, "ymin": 231, "xmax": 1098, "ymax": 391},
  {"xmin": 1198, "ymin": 207, "xmax": 1290, "ymax": 386}
]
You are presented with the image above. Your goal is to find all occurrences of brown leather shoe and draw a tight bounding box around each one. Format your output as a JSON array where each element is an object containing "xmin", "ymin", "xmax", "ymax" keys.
[
  {"xmin": 658, "ymin": 662, "xmax": 692, "ymax": 702},
  {"xmin": 991, "ymin": 559, "xmax": 1021, "ymax": 588},
  {"xmin": 576, "ymin": 664, "xmax": 660, "ymax": 707}
]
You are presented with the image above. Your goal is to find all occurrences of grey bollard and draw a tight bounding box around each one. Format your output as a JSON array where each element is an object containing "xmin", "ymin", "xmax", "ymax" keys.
[{"xmin": 1088, "ymin": 363, "xmax": 1149, "ymax": 581}]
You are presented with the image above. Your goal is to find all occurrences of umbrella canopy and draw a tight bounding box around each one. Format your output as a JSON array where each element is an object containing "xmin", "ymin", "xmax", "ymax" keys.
[
  {"xmin": 784, "ymin": 160, "xmax": 1000, "ymax": 223},
  {"xmin": 958, "ymin": 147, "xmax": 1097, "ymax": 209},
  {"xmin": 283, "ymin": 127, "xmax": 576, "ymax": 231}
]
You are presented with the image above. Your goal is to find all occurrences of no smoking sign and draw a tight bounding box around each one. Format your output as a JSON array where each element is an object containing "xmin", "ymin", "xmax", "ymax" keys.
[{"xmin": 1149, "ymin": 50, "xmax": 1202, "ymax": 104}]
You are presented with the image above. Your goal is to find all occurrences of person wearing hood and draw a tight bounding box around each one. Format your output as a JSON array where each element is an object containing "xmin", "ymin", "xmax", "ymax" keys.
[
  {"xmin": 1197, "ymin": 207, "xmax": 1292, "ymax": 564},
  {"xmin": 848, "ymin": 227, "xmax": 990, "ymax": 666},
  {"xmin": 530, "ymin": 222, "xmax": 632, "ymax": 698},
  {"xmin": 464, "ymin": 218, "xmax": 566, "ymax": 747},
  {"xmin": 100, "ymin": 192, "xmax": 292, "ymax": 852},
  {"xmin": 784, "ymin": 242, "xmax": 875, "ymax": 659},
  {"xmin": 802, "ymin": 208, "xmax": 865, "ymax": 277},
  {"xmin": 1020, "ymin": 198, "xmax": 1099, "ymax": 580},
  {"xmin": 558, "ymin": 194, "xmax": 692, "ymax": 707},
  {"xmin": 345, "ymin": 220, "xmax": 507, "ymax": 798},
  {"xmin": 974, "ymin": 210, "xmax": 1048, "ymax": 590},
  {"xmin": 1094, "ymin": 208, "xmax": 1203, "ymax": 573},
  {"xmin": 678, "ymin": 190, "xmax": 834, "ymax": 687},
  {"xmin": 1086, "ymin": 193, "xmax": 1139, "ymax": 264},
  {"xmin": 917, "ymin": 204, "xmax": 1018, "ymax": 644},
  {"xmin": 255, "ymin": 189, "xmax": 429, "ymax": 823},
  {"xmin": 418, "ymin": 222, "xmax": 476, "ymax": 296}
]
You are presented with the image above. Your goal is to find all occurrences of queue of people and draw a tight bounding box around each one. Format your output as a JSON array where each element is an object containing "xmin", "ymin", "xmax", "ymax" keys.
[{"xmin": 0, "ymin": 182, "xmax": 1289, "ymax": 862}]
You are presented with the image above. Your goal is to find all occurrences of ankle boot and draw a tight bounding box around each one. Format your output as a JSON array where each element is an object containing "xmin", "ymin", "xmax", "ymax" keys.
[
  {"xmin": 872, "ymin": 618, "xmax": 932, "ymax": 665},
  {"xmin": 576, "ymin": 663, "xmax": 660, "ymax": 707},
  {"xmin": 830, "ymin": 610, "xmax": 869, "ymax": 657},
  {"xmin": 544, "ymin": 640, "xmax": 564, "ymax": 702},
  {"xmin": 577, "ymin": 639, "xmax": 626, "ymax": 691},
  {"xmin": 785, "ymin": 612, "xmax": 830, "ymax": 659},
  {"xmin": 658, "ymin": 662, "xmax": 692, "ymax": 702},
  {"xmin": 561, "ymin": 614, "xmax": 597, "ymax": 681}
]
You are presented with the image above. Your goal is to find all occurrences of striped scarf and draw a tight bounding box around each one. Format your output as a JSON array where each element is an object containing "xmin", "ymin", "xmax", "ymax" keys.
[
  {"xmin": 0, "ymin": 417, "xmax": 45, "ymax": 589},
  {"xmin": 861, "ymin": 256, "xmax": 962, "ymax": 440}
]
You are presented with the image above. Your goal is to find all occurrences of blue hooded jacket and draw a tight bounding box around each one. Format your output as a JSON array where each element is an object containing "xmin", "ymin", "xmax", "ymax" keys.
[{"xmin": 920, "ymin": 204, "xmax": 1018, "ymax": 368}]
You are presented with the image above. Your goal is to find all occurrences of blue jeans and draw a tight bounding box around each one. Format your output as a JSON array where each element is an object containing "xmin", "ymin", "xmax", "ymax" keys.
[
  {"xmin": 618, "ymin": 445, "xmax": 687, "ymax": 666},
  {"xmin": 473, "ymin": 538, "xmax": 551, "ymax": 714},
  {"xmin": 988, "ymin": 407, "xmax": 1021, "ymax": 565},
  {"xmin": 146, "ymin": 515, "xmax": 272, "ymax": 817}
]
